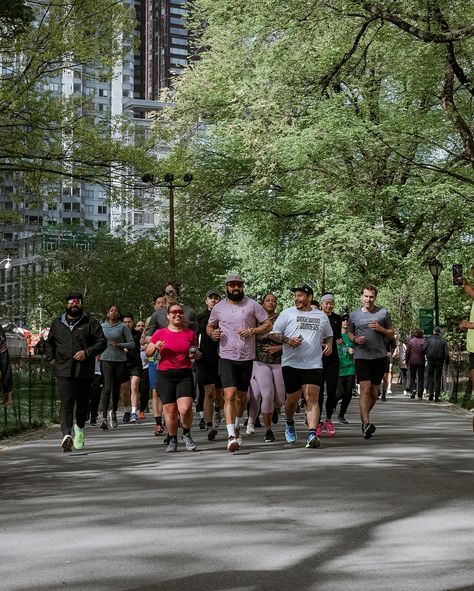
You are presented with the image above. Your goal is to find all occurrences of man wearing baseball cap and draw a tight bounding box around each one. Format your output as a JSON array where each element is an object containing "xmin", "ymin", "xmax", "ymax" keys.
[
  {"xmin": 45, "ymin": 293, "xmax": 106, "ymax": 452},
  {"xmin": 207, "ymin": 273, "xmax": 271, "ymax": 452},
  {"xmin": 270, "ymin": 283, "xmax": 333, "ymax": 448}
]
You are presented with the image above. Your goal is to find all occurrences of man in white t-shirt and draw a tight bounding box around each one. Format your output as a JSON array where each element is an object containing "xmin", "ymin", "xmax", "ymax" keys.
[{"xmin": 271, "ymin": 284, "xmax": 333, "ymax": 448}]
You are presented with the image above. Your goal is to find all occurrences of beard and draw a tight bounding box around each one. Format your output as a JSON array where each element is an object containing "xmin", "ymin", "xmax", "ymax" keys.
[
  {"xmin": 67, "ymin": 306, "xmax": 82, "ymax": 318},
  {"xmin": 227, "ymin": 289, "xmax": 244, "ymax": 302}
]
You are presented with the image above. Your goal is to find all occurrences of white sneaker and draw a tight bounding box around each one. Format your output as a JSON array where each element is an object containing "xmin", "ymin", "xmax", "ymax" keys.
[
  {"xmin": 246, "ymin": 423, "xmax": 256, "ymax": 435},
  {"xmin": 227, "ymin": 436, "xmax": 240, "ymax": 452},
  {"xmin": 182, "ymin": 432, "xmax": 197, "ymax": 451},
  {"xmin": 403, "ymin": 390, "xmax": 411, "ymax": 397}
]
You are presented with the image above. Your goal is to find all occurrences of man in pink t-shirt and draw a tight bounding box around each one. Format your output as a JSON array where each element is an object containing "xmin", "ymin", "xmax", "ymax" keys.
[{"xmin": 207, "ymin": 273, "xmax": 271, "ymax": 452}]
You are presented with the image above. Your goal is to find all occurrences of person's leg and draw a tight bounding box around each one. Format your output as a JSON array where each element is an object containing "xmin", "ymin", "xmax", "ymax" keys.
[
  {"xmin": 130, "ymin": 375, "xmax": 140, "ymax": 412},
  {"xmin": 75, "ymin": 379, "xmax": 90, "ymax": 429},
  {"xmin": 251, "ymin": 361, "xmax": 270, "ymax": 428},
  {"xmin": 302, "ymin": 383, "xmax": 320, "ymax": 430},
  {"xmin": 163, "ymin": 403, "xmax": 178, "ymax": 436},
  {"xmin": 100, "ymin": 360, "xmax": 113, "ymax": 419},
  {"xmin": 111, "ymin": 363, "xmax": 124, "ymax": 413},
  {"xmin": 417, "ymin": 365, "xmax": 425, "ymax": 398},
  {"xmin": 58, "ymin": 377, "xmax": 74, "ymax": 437},
  {"xmin": 324, "ymin": 362, "xmax": 339, "ymax": 421},
  {"xmin": 339, "ymin": 375, "xmax": 354, "ymax": 418},
  {"xmin": 426, "ymin": 363, "xmax": 435, "ymax": 399},
  {"xmin": 139, "ymin": 367, "xmax": 149, "ymax": 413},
  {"xmin": 434, "ymin": 364, "xmax": 443, "ymax": 400},
  {"xmin": 89, "ymin": 375, "xmax": 102, "ymax": 422}
]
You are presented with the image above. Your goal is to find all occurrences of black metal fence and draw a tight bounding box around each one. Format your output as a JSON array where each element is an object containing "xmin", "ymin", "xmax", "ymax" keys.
[{"xmin": 1, "ymin": 355, "xmax": 58, "ymax": 440}]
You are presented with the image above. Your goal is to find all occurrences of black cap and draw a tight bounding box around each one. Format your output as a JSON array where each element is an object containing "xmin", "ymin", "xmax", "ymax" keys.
[
  {"xmin": 205, "ymin": 289, "xmax": 221, "ymax": 299},
  {"xmin": 290, "ymin": 283, "xmax": 313, "ymax": 296},
  {"xmin": 65, "ymin": 292, "xmax": 83, "ymax": 302}
]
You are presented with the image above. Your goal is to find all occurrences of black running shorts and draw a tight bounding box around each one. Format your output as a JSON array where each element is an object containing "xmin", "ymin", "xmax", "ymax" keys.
[
  {"xmin": 218, "ymin": 358, "xmax": 253, "ymax": 391},
  {"xmin": 355, "ymin": 357, "xmax": 387, "ymax": 386},
  {"xmin": 196, "ymin": 362, "xmax": 222, "ymax": 388},
  {"xmin": 282, "ymin": 366, "xmax": 322, "ymax": 394},
  {"xmin": 156, "ymin": 369, "xmax": 194, "ymax": 405}
]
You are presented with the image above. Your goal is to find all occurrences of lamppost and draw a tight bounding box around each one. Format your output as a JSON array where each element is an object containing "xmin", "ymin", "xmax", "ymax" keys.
[
  {"xmin": 0, "ymin": 257, "xmax": 12, "ymax": 269},
  {"xmin": 141, "ymin": 172, "xmax": 193, "ymax": 275},
  {"xmin": 428, "ymin": 259, "xmax": 443, "ymax": 327}
]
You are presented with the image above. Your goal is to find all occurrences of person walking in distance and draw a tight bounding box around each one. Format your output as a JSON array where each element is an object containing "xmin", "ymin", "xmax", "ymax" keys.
[
  {"xmin": 45, "ymin": 293, "xmax": 106, "ymax": 451},
  {"xmin": 270, "ymin": 284, "xmax": 333, "ymax": 449},
  {"xmin": 207, "ymin": 274, "xmax": 271, "ymax": 452},
  {"xmin": 348, "ymin": 285, "xmax": 395, "ymax": 439},
  {"xmin": 423, "ymin": 327, "xmax": 449, "ymax": 402},
  {"xmin": 0, "ymin": 324, "xmax": 13, "ymax": 410},
  {"xmin": 405, "ymin": 329, "xmax": 426, "ymax": 399}
]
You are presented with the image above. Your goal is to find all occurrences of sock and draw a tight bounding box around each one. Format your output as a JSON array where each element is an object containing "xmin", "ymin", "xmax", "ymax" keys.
[
  {"xmin": 182, "ymin": 427, "xmax": 190, "ymax": 435},
  {"xmin": 199, "ymin": 411, "xmax": 205, "ymax": 419},
  {"xmin": 235, "ymin": 416, "xmax": 241, "ymax": 429},
  {"xmin": 131, "ymin": 407, "xmax": 137, "ymax": 414},
  {"xmin": 155, "ymin": 416, "xmax": 162, "ymax": 426},
  {"xmin": 226, "ymin": 423, "xmax": 236, "ymax": 437},
  {"xmin": 247, "ymin": 418, "xmax": 255, "ymax": 427},
  {"xmin": 309, "ymin": 428, "xmax": 316, "ymax": 436}
]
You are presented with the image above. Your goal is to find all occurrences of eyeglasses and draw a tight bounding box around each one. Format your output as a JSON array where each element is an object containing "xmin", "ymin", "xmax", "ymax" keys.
[
  {"xmin": 227, "ymin": 282, "xmax": 243, "ymax": 288},
  {"xmin": 165, "ymin": 290, "xmax": 177, "ymax": 296},
  {"xmin": 169, "ymin": 310, "xmax": 184, "ymax": 316}
]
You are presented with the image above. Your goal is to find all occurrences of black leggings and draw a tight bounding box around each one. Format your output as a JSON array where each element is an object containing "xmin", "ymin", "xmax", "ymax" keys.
[
  {"xmin": 337, "ymin": 375, "xmax": 354, "ymax": 417},
  {"xmin": 319, "ymin": 360, "xmax": 340, "ymax": 420},
  {"xmin": 100, "ymin": 360, "xmax": 127, "ymax": 417}
]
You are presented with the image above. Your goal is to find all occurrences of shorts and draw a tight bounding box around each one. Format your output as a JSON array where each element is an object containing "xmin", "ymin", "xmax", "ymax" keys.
[
  {"xmin": 282, "ymin": 366, "xmax": 322, "ymax": 394},
  {"xmin": 218, "ymin": 358, "xmax": 253, "ymax": 391},
  {"xmin": 126, "ymin": 364, "xmax": 142, "ymax": 379},
  {"xmin": 355, "ymin": 357, "xmax": 387, "ymax": 386},
  {"xmin": 469, "ymin": 352, "xmax": 474, "ymax": 371},
  {"xmin": 196, "ymin": 362, "xmax": 222, "ymax": 388},
  {"xmin": 156, "ymin": 369, "xmax": 194, "ymax": 405}
]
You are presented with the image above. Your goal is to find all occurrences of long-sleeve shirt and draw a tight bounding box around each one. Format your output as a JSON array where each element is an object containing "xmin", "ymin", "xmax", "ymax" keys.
[{"xmin": 100, "ymin": 321, "xmax": 134, "ymax": 362}]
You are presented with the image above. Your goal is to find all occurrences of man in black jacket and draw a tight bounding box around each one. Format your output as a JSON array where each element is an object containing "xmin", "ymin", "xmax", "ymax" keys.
[
  {"xmin": 45, "ymin": 293, "xmax": 106, "ymax": 452},
  {"xmin": 423, "ymin": 327, "xmax": 449, "ymax": 402}
]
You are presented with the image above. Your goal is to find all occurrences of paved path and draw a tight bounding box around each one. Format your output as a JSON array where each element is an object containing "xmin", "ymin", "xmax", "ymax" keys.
[{"xmin": 1, "ymin": 392, "xmax": 473, "ymax": 591}]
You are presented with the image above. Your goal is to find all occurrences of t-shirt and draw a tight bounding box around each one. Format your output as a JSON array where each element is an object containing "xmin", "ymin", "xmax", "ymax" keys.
[
  {"xmin": 150, "ymin": 327, "xmax": 196, "ymax": 371},
  {"xmin": 468, "ymin": 302, "xmax": 474, "ymax": 353},
  {"xmin": 348, "ymin": 306, "xmax": 393, "ymax": 360},
  {"xmin": 272, "ymin": 307, "xmax": 333, "ymax": 369},
  {"xmin": 208, "ymin": 297, "xmax": 268, "ymax": 361},
  {"xmin": 337, "ymin": 333, "xmax": 355, "ymax": 376}
]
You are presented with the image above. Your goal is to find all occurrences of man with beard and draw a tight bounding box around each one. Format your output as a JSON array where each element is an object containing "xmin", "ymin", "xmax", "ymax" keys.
[
  {"xmin": 45, "ymin": 293, "xmax": 106, "ymax": 452},
  {"xmin": 207, "ymin": 274, "xmax": 271, "ymax": 452}
]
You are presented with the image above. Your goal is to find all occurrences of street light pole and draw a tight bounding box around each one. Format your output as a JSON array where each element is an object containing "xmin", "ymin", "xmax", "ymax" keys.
[
  {"xmin": 428, "ymin": 259, "xmax": 443, "ymax": 327},
  {"xmin": 141, "ymin": 172, "xmax": 192, "ymax": 276}
]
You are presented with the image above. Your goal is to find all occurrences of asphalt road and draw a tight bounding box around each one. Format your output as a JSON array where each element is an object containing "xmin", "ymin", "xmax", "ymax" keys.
[{"xmin": 1, "ymin": 391, "xmax": 473, "ymax": 591}]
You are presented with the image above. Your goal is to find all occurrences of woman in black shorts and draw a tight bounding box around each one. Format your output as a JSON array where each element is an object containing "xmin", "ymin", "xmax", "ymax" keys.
[{"xmin": 145, "ymin": 304, "xmax": 201, "ymax": 452}]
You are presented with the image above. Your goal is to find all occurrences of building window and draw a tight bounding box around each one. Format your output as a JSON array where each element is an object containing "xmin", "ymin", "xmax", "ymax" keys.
[
  {"xmin": 99, "ymin": 88, "xmax": 108, "ymax": 97},
  {"xmin": 98, "ymin": 205, "xmax": 107, "ymax": 214},
  {"xmin": 172, "ymin": 37, "xmax": 187, "ymax": 46},
  {"xmin": 97, "ymin": 220, "xmax": 107, "ymax": 227},
  {"xmin": 72, "ymin": 203, "xmax": 81, "ymax": 212},
  {"xmin": 63, "ymin": 203, "xmax": 71, "ymax": 211}
]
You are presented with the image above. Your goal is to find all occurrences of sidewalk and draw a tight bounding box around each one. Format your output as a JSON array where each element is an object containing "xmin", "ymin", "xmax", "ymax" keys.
[{"xmin": 1, "ymin": 389, "xmax": 473, "ymax": 591}]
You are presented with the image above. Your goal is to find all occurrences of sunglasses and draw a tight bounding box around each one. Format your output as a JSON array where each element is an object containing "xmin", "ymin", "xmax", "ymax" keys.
[
  {"xmin": 227, "ymin": 282, "xmax": 243, "ymax": 288},
  {"xmin": 169, "ymin": 310, "xmax": 184, "ymax": 316},
  {"xmin": 67, "ymin": 299, "xmax": 82, "ymax": 305},
  {"xmin": 165, "ymin": 290, "xmax": 177, "ymax": 296}
]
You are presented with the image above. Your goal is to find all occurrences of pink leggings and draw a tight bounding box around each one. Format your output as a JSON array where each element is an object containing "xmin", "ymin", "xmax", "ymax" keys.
[{"xmin": 248, "ymin": 361, "xmax": 285, "ymax": 421}]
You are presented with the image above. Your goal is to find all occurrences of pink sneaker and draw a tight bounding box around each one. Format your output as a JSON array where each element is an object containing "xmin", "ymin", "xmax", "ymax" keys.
[
  {"xmin": 316, "ymin": 422, "xmax": 323, "ymax": 438},
  {"xmin": 325, "ymin": 419, "xmax": 336, "ymax": 438}
]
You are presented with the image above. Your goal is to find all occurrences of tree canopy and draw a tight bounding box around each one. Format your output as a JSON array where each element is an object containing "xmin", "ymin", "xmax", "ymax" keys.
[{"xmin": 154, "ymin": 0, "xmax": 474, "ymax": 332}]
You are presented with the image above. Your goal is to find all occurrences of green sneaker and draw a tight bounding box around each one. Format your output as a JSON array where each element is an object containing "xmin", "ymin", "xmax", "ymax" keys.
[{"xmin": 73, "ymin": 426, "xmax": 85, "ymax": 450}]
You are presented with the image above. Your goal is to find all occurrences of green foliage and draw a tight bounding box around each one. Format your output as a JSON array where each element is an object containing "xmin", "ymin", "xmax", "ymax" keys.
[{"xmin": 154, "ymin": 0, "xmax": 474, "ymax": 333}]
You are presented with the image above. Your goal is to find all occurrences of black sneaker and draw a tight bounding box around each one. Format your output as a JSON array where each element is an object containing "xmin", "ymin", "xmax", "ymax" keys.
[
  {"xmin": 264, "ymin": 429, "xmax": 275, "ymax": 443},
  {"xmin": 198, "ymin": 418, "xmax": 206, "ymax": 430},
  {"xmin": 337, "ymin": 415, "xmax": 349, "ymax": 425},
  {"xmin": 362, "ymin": 423, "xmax": 376, "ymax": 439},
  {"xmin": 381, "ymin": 393, "xmax": 387, "ymax": 401},
  {"xmin": 90, "ymin": 417, "xmax": 97, "ymax": 426}
]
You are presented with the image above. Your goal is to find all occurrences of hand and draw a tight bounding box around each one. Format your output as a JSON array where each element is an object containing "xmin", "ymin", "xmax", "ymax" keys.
[
  {"xmin": 73, "ymin": 350, "xmax": 86, "ymax": 362},
  {"xmin": 368, "ymin": 321, "xmax": 382, "ymax": 331},
  {"xmin": 286, "ymin": 337, "xmax": 302, "ymax": 348},
  {"xmin": 238, "ymin": 328, "xmax": 254, "ymax": 339},
  {"xmin": 3, "ymin": 392, "xmax": 12, "ymax": 408},
  {"xmin": 110, "ymin": 341, "xmax": 119, "ymax": 348},
  {"xmin": 355, "ymin": 335, "xmax": 366, "ymax": 345},
  {"xmin": 210, "ymin": 328, "xmax": 221, "ymax": 341},
  {"xmin": 336, "ymin": 338, "xmax": 343, "ymax": 345},
  {"xmin": 459, "ymin": 319, "xmax": 473, "ymax": 330},
  {"xmin": 265, "ymin": 345, "xmax": 281, "ymax": 355},
  {"xmin": 322, "ymin": 343, "xmax": 332, "ymax": 356},
  {"xmin": 190, "ymin": 350, "xmax": 202, "ymax": 361}
]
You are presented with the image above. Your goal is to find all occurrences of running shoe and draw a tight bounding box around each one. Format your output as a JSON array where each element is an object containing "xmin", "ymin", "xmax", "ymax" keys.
[
  {"xmin": 166, "ymin": 439, "xmax": 178, "ymax": 453},
  {"xmin": 284, "ymin": 423, "xmax": 297, "ymax": 443},
  {"xmin": 108, "ymin": 410, "xmax": 118, "ymax": 429},
  {"xmin": 264, "ymin": 429, "xmax": 275, "ymax": 443},
  {"xmin": 272, "ymin": 408, "xmax": 279, "ymax": 424},
  {"xmin": 73, "ymin": 427, "xmax": 84, "ymax": 450},
  {"xmin": 403, "ymin": 390, "xmax": 411, "ymax": 397},
  {"xmin": 325, "ymin": 419, "xmax": 336, "ymax": 438},
  {"xmin": 199, "ymin": 418, "xmax": 206, "ymax": 430},
  {"xmin": 61, "ymin": 434, "xmax": 73, "ymax": 452},
  {"xmin": 235, "ymin": 427, "xmax": 242, "ymax": 446},
  {"xmin": 138, "ymin": 411, "xmax": 146, "ymax": 420},
  {"xmin": 227, "ymin": 436, "xmax": 240, "ymax": 452},
  {"xmin": 154, "ymin": 424, "xmax": 164, "ymax": 436},
  {"xmin": 182, "ymin": 432, "xmax": 197, "ymax": 451},
  {"xmin": 362, "ymin": 423, "xmax": 376, "ymax": 439},
  {"xmin": 316, "ymin": 422, "xmax": 323, "ymax": 438},
  {"xmin": 381, "ymin": 393, "xmax": 387, "ymax": 401},
  {"xmin": 99, "ymin": 418, "xmax": 108, "ymax": 430},
  {"xmin": 305, "ymin": 432, "xmax": 321, "ymax": 448},
  {"xmin": 337, "ymin": 415, "xmax": 349, "ymax": 425},
  {"xmin": 246, "ymin": 423, "xmax": 256, "ymax": 435},
  {"xmin": 207, "ymin": 427, "xmax": 218, "ymax": 441},
  {"xmin": 212, "ymin": 409, "xmax": 222, "ymax": 429},
  {"xmin": 130, "ymin": 412, "xmax": 138, "ymax": 424},
  {"xmin": 163, "ymin": 433, "xmax": 171, "ymax": 445},
  {"xmin": 122, "ymin": 411, "xmax": 131, "ymax": 423}
]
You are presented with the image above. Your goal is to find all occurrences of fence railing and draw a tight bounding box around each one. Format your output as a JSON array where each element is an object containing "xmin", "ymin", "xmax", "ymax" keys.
[{"xmin": 1, "ymin": 355, "xmax": 57, "ymax": 440}]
